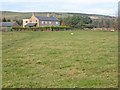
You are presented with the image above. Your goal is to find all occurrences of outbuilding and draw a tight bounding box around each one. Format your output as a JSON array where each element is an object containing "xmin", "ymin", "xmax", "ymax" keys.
[{"xmin": 0, "ymin": 22, "xmax": 19, "ymax": 31}]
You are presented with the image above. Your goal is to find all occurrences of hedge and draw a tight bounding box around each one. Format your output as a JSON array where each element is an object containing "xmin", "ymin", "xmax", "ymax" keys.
[{"xmin": 12, "ymin": 26, "xmax": 71, "ymax": 31}]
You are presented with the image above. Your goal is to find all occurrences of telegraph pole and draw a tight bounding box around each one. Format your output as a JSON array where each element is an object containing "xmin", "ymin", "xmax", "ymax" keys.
[{"xmin": 118, "ymin": 1, "xmax": 120, "ymax": 30}]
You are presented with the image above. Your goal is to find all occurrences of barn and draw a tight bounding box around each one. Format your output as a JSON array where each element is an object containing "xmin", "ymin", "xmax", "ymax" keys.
[{"xmin": 0, "ymin": 22, "xmax": 19, "ymax": 31}]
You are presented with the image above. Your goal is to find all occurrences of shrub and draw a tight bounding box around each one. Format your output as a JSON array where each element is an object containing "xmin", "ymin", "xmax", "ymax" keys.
[{"xmin": 12, "ymin": 26, "xmax": 71, "ymax": 32}]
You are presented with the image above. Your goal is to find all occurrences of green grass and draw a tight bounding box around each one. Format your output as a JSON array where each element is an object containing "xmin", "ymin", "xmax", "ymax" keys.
[{"xmin": 2, "ymin": 30, "xmax": 118, "ymax": 88}]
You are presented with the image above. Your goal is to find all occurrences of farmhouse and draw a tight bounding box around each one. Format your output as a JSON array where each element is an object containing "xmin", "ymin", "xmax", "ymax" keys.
[
  {"xmin": 0, "ymin": 22, "xmax": 19, "ymax": 31},
  {"xmin": 23, "ymin": 13, "xmax": 60, "ymax": 27}
]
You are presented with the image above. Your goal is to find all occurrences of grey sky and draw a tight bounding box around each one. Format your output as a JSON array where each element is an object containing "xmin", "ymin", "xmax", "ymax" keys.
[{"xmin": 1, "ymin": 0, "xmax": 119, "ymax": 16}]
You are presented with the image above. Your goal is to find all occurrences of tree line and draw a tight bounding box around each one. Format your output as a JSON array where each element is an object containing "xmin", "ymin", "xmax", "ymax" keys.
[
  {"xmin": 59, "ymin": 15, "xmax": 117, "ymax": 30},
  {"xmin": 2, "ymin": 15, "xmax": 117, "ymax": 30}
]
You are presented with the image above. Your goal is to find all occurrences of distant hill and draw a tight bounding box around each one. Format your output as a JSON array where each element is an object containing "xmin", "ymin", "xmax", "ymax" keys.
[{"xmin": 1, "ymin": 11, "xmax": 115, "ymax": 21}]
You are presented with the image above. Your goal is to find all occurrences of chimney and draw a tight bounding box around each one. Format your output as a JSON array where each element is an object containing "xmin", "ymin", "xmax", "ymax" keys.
[
  {"xmin": 52, "ymin": 12, "xmax": 56, "ymax": 17},
  {"xmin": 47, "ymin": 13, "xmax": 50, "ymax": 17},
  {"xmin": 32, "ymin": 12, "xmax": 35, "ymax": 16}
]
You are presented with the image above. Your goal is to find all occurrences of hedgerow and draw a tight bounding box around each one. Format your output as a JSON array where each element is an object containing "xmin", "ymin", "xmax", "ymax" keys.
[{"xmin": 12, "ymin": 26, "xmax": 71, "ymax": 31}]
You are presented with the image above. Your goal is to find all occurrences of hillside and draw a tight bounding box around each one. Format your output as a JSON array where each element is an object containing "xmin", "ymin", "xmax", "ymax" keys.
[{"xmin": 1, "ymin": 11, "xmax": 114, "ymax": 21}]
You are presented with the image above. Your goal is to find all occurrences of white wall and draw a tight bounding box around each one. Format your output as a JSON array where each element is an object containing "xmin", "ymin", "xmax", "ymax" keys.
[{"xmin": 23, "ymin": 19, "xmax": 30, "ymax": 27}]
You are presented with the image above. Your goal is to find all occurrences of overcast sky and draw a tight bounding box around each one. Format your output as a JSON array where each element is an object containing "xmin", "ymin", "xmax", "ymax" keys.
[{"xmin": 1, "ymin": 0, "xmax": 119, "ymax": 16}]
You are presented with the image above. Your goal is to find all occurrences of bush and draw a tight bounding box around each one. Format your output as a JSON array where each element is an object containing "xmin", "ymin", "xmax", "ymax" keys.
[{"xmin": 12, "ymin": 26, "xmax": 71, "ymax": 31}]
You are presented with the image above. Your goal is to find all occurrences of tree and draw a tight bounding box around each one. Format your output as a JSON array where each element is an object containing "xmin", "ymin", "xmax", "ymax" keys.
[
  {"xmin": 112, "ymin": 18, "xmax": 118, "ymax": 30},
  {"xmin": 7, "ymin": 19, "xmax": 11, "ymax": 22},
  {"xmin": 2, "ymin": 17, "xmax": 7, "ymax": 22},
  {"xmin": 14, "ymin": 19, "xmax": 22, "ymax": 26},
  {"xmin": 62, "ymin": 15, "xmax": 93, "ymax": 29},
  {"xmin": 2, "ymin": 17, "xmax": 11, "ymax": 22}
]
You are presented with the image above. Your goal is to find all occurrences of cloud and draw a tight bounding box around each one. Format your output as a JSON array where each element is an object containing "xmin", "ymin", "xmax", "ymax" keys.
[
  {"xmin": 1, "ymin": 0, "xmax": 52, "ymax": 2},
  {"xmin": 67, "ymin": 0, "xmax": 118, "ymax": 3},
  {"xmin": 1, "ymin": 0, "xmax": 118, "ymax": 16},
  {"xmin": 80, "ymin": 8, "xmax": 117, "ymax": 16},
  {"xmin": 1, "ymin": 0, "xmax": 119, "ymax": 3}
]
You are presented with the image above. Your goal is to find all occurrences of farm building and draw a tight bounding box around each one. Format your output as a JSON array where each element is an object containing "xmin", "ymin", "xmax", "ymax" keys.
[
  {"xmin": 23, "ymin": 13, "xmax": 60, "ymax": 27},
  {"xmin": 0, "ymin": 22, "xmax": 19, "ymax": 31}
]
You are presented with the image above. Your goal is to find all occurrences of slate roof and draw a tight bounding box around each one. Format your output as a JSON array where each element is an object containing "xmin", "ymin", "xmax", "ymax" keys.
[
  {"xmin": 25, "ymin": 23, "xmax": 37, "ymax": 27},
  {"xmin": 0, "ymin": 22, "xmax": 19, "ymax": 27},
  {"xmin": 36, "ymin": 16, "xmax": 59, "ymax": 21}
]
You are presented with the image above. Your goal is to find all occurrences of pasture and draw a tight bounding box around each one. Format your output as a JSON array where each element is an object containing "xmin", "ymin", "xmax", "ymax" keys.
[{"xmin": 2, "ymin": 30, "xmax": 118, "ymax": 88}]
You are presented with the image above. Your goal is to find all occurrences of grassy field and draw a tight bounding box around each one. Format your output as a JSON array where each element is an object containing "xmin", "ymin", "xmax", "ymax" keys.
[{"xmin": 2, "ymin": 30, "xmax": 118, "ymax": 88}]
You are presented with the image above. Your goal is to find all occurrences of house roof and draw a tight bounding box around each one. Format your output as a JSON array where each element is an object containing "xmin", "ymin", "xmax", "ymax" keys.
[
  {"xmin": 0, "ymin": 22, "xmax": 19, "ymax": 27},
  {"xmin": 25, "ymin": 23, "xmax": 36, "ymax": 27},
  {"xmin": 36, "ymin": 16, "xmax": 59, "ymax": 21}
]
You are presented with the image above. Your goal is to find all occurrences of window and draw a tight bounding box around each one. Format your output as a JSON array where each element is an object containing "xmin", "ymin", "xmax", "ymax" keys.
[
  {"xmin": 49, "ymin": 21, "xmax": 51, "ymax": 24},
  {"xmin": 41, "ymin": 21, "xmax": 44, "ymax": 24},
  {"xmin": 45, "ymin": 21, "xmax": 47, "ymax": 24},
  {"xmin": 36, "ymin": 20, "xmax": 37, "ymax": 22},
  {"xmin": 56, "ymin": 22, "xmax": 59, "ymax": 25}
]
